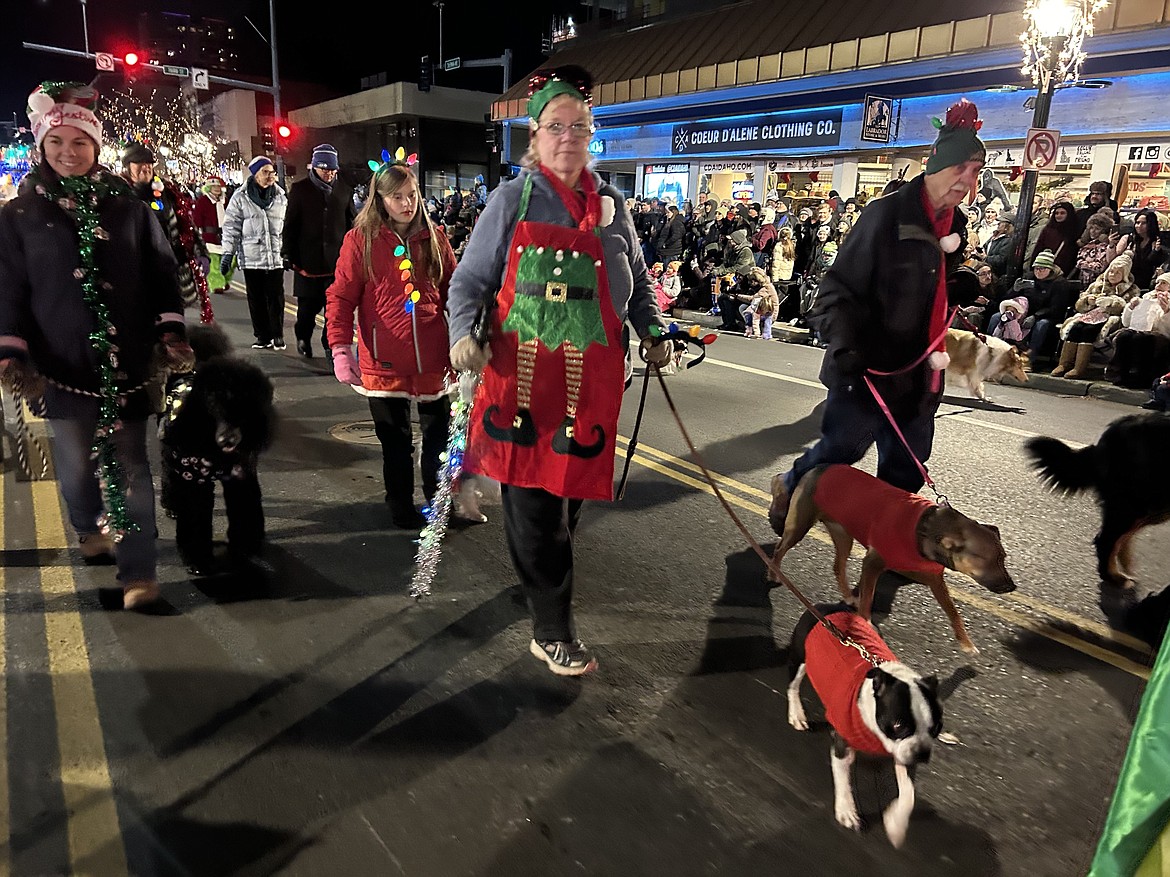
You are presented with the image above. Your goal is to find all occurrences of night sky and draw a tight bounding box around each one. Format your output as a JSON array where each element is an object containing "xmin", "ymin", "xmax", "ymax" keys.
[{"xmin": 2, "ymin": 0, "xmax": 577, "ymax": 134}]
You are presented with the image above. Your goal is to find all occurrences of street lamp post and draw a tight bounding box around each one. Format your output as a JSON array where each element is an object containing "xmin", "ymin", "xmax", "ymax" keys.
[
  {"xmin": 1010, "ymin": 0, "xmax": 1109, "ymax": 280},
  {"xmin": 433, "ymin": 1, "xmax": 445, "ymax": 65}
]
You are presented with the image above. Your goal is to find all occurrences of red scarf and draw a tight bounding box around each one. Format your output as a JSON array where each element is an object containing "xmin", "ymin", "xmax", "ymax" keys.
[
  {"xmin": 921, "ymin": 186, "xmax": 955, "ymax": 391},
  {"xmin": 538, "ymin": 164, "xmax": 601, "ymax": 232}
]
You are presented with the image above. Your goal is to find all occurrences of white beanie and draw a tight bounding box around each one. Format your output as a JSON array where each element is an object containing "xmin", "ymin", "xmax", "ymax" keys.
[{"xmin": 27, "ymin": 82, "xmax": 102, "ymax": 149}]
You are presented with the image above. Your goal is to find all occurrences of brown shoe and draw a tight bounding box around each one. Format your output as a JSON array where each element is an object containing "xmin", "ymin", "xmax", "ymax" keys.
[
  {"xmin": 78, "ymin": 533, "xmax": 116, "ymax": 566},
  {"xmin": 122, "ymin": 579, "xmax": 161, "ymax": 611},
  {"xmin": 768, "ymin": 474, "xmax": 790, "ymax": 536}
]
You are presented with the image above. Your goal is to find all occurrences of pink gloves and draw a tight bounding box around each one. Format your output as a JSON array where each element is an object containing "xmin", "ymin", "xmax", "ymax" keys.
[{"xmin": 332, "ymin": 347, "xmax": 362, "ymax": 386}]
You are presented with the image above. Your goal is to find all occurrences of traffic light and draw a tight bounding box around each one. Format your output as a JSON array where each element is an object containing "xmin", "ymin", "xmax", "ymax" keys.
[
  {"xmin": 122, "ymin": 51, "xmax": 142, "ymax": 83},
  {"xmin": 419, "ymin": 55, "xmax": 432, "ymax": 92},
  {"xmin": 261, "ymin": 124, "xmax": 275, "ymax": 155},
  {"xmin": 484, "ymin": 113, "xmax": 497, "ymax": 150},
  {"xmin": 274, "ymin": 121, "xmax": 293, "ymax": 154}
]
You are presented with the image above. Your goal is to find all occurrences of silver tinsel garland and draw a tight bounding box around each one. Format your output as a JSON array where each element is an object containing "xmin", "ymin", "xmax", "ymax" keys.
[{"xmin": 410, "ymin": 371, "xmax": 477, "ymax": 598}]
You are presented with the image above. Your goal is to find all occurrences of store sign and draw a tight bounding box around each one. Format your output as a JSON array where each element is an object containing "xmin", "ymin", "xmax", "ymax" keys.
[
  {"xmin": 767, "ymin": 158, "xmax": 834, "ymax": 171},
  {"xmin": 588, "ymin": 139, "xmax": 606, "ymax": 156},
  {"xmin": 644, "ymin": 163, "xmax": 690, "ymax": 174},
  {"xmin": 700, "ymin": 161, "xmax": 753, "ymax": 173},
  {"xmin": 671, "ymin": 108, "xmax": 843, "ymax": 155},
  {"xmin": 860, "ymin": 94, "xmax": 893, "ymax": 144}
]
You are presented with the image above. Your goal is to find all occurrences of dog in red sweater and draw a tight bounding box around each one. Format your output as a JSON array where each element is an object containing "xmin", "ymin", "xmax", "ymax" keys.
[
  {"xmin": 788, "ymin": 603, "xmax": 943, "ymax": 848},
  {"xmin": 770, "ymin": 464, "xmax": 1014, "ymax": 654}
]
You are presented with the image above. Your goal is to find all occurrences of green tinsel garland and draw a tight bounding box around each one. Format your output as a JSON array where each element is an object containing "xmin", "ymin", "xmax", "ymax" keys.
[{"xmin": 30, "ymin": 166, "xmax": 137, "ymax": 536}]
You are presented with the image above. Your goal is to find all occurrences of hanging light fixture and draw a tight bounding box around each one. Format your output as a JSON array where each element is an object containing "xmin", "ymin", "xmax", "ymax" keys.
[{"xmin": 1020, "ymin": 0, "xmax": 1110, "ymax": 89}]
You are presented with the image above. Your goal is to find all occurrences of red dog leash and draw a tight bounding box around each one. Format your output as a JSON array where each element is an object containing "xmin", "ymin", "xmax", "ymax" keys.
[{"xmin": 861, "ymin": 306, "xmax": 958, "ymax": 504}]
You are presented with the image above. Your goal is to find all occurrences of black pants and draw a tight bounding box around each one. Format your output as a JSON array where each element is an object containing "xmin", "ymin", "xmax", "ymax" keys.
[
  {"xmin": 367, "ymin": 396, "xmax": 450, "ymax": 513},
  {"xmin": 171, "ymin": 472, "xmax": 264, "ymax": 569},
  {"xmin": 1110, "ymin": 329, "xmax": 1170, "ymax": 388},
  {"xmin": 293, "ymin": 273, "xmax": 331, "ymax": 353},
  {"xmin": 785, "ymin": 383, "xmax": 938, "ymax": 495},
  {"xmin": 501, "ymin": 484, "xmax": 584, "ymax": 642},
  {"xmin": 243, "ymin": 268, "xmax": 286, "ymax": 345}
]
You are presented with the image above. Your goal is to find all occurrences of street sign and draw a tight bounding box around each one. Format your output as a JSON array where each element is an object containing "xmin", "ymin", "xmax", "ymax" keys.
[
  {"xmin": 192, "ymin": 67, "xmax": 209, "ymax": 90},
  {"xmin": 860, "ymin": 94, "xmax": 893, "ymax": 144},
  {"xmin": 95, "ymin": 52, "xmax": 114, "ymax": 71},
  {"xmin": 443, "ymin": 57, "xmax": 461, "ymax": 71},
  {"xmin": 162, "ymin": 65, "xmax": 190, "ymax": 77},
  {"xmin": 1023, "ymin": 127, "xmax": 1061, "ymax": 172}
]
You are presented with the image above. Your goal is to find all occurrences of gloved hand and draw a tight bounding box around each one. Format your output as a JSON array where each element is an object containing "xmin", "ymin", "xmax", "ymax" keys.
[
  {"xmin": 196, "ymin": 255, "xmax": 211, "ymax": 278},
  {"xmin": 220, "ymin": 253, "xmax": 235, "ymax": 277},
  {"xmin": 0, "ymin": 356, "xmax": 45, "ymax": 398},
  {"xmin": 640, "ymin": 336, "xmax": 673, "ymax": 367},
  {"xmin": 450, "ymin": 335, "xmax": 491, "ymax": 372},
  {"xmin": 332, "ymin": 347, "xmax": 362, "ymax": 386}
]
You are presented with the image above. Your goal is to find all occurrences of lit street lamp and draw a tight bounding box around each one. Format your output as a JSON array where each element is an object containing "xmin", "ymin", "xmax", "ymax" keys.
[{"xmin": 1010, "ymin": 0, "xmax": 1108, "ymax": 279}]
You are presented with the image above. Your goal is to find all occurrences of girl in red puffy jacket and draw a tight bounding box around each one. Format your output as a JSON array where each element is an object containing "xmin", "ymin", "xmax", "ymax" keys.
[{"xmin": 326, "ymin": 162, "xmax": 457, "ymax": 529}]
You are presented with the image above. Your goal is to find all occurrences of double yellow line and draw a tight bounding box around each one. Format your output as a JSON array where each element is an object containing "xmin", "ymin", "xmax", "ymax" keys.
[
  {"xmin": 615, "ymin": 434, "xmax": 1154, "ymax": 680},
  {"xmin": 0, "ymin": 458, "xmax": 129, "ymax": 873}
]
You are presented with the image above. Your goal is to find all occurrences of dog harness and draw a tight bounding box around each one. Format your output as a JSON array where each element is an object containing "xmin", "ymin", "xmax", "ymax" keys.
[
  {"xmin": 813, "ymin": 465, "xmax": 943, "ymax": 575},
  {"xmin": 804, "ymin": 611, "xmax": 898, "ymax": 757}
]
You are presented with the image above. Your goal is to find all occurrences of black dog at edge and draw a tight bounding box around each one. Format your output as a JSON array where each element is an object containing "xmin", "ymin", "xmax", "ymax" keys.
[{"xmin": 160, "ymin": 325, "xmax": 275, "ymax": 574}]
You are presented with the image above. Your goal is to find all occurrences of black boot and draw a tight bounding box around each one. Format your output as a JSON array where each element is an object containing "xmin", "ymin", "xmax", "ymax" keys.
[
  {"xmin": 483, "ymin": 406, "xmax": 537, "ymax": 446},
  {"xmin": 551, "ymin": 417, "xmax": 605, "ymax": 458}
]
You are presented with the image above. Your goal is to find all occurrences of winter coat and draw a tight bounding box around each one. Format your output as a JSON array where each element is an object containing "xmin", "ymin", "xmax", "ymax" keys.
[
  {"xmin": 1017, "ymin": 271, "xmax": 1077, "ymax": 323},
  {"xmin": 1131, "ymin": 238, "xmax": 1164, "ymax": 292},
  {"xmin": 751, "ymin": 222, "xmax": 777, "ymax": 256},
  {"xmin": 281, "ymin": 172, "xmax": 356, "ymax": 277},
  {"xmin": 1075, "ymin": 239, "xmax": 1118, "ymax": 286},
  {"xmin": 0, "ymin": 170, "xmax": 184, "ymax": 420},
  {"xmin": 132, "ymin": 180, "xmax": 206, "ymax": 309},
  {"xmin": 1061, "ymin": 278, "xmax": 1136, "ymax": 341},
  {"xmin": 983, "ymin": 232, "xmax": 1014, "ymax": 276},
  {"xmin": 1122, "ymin": 291, "xmax": 1170, "ymax": 337},
  {"xmin": 655, "ymin": 213, "xmax": 686, "ymax": 262},
  {"xmin": 193, "ymin": 192, "xmax": 225, "ymax": 246},
  {"xmin": 810, "ymin": 172, "xmax": 973, "ymax": 416},
  {"xmin": 326, "ymin": 223, "xmax": 457, "ymax": 399},
  {"xmin": 717, "ymin": 229, "xmax": 756, "ymax": 277},
  {"xmin": 446, "ymin": 168, "xmax": 664, "ymax": 348},
  {"xmin": 220, "ymin": 179, "xmax": 287, "ymax": 271},
  {"xmin": 753, "ymin": 279, "xmax": 780, "ymax": 316},
  {"xmin": 1029, "ymin": 202, "xmax": 1079, "ymax": 275}
]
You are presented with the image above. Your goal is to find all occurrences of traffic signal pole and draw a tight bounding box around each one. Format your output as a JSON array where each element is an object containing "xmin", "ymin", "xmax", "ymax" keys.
[{"xmin": 267, "ymin": 0, "xmax": 285, "ymax": 186}]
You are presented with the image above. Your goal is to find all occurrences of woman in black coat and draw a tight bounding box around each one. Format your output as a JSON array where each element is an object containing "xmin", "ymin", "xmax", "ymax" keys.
[
  {"xmin": 0, "ymin": 81, "xmax": 186, "ymax": 611},
  {"xmin": 1029, "ymin": 201, "xmax": 1079, "ymax": 276}
]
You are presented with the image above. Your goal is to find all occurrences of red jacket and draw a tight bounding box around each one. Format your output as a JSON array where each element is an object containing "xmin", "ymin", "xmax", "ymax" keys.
[
  {"xmin": 192, "ymin": 193, "xmax": 224, "ymax": 245},
  {"xmin": 326, "ymin": 224, "xmax": 457, "ymax": 398},
  {"xmin": 804, "ymin": 611, "xmax": 897, "ymax": 756},
  {"xmin": 813, "ymin": 465, "xmax": 942, "ymax": 575}
]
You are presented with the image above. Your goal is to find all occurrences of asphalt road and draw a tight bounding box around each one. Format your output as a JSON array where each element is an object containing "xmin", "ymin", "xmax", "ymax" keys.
[{"xmin": 1, "ymin": 289, "xmax": 1161, "ymax": 876}]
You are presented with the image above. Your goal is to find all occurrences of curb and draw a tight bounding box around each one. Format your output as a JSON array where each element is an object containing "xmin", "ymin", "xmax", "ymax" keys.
[{"xmin": 669, "ymin": 308, "xmax": 1149, "ymax": 408}]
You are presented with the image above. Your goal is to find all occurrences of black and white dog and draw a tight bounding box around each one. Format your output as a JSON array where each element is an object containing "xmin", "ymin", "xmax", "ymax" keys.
[{"xmin": 787, "ymin": 604, "xmax": 943, "ymax": 847}]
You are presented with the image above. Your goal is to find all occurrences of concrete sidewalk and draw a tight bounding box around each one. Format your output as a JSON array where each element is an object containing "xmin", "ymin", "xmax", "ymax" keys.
[{"xmin": 670, "ymin": 306, "xmax": 1149, "ymax": 408}]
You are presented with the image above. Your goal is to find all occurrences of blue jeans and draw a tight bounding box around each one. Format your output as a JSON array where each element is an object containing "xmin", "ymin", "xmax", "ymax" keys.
[
  {"xmin": 1029, "ymin": 318, "xmax": 1055, "ymax": 357},
  {"xmin": 784, "ymin": 383, "xmax": 937, "ymax": 495},
  {"xmin": 49, "ymin": 411, "xmax": 157, "ymax": 582}
]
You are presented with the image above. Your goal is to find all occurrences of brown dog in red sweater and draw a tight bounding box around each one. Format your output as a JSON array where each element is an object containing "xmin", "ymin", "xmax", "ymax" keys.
[{"xmin": 769, "ymin": 464, "xmax": 1015, "ymax": 654}]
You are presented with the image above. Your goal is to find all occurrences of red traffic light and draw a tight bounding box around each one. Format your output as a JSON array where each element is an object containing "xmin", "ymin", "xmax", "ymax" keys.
[
  {"xmin": 123, "ymin": 52, "xmax": 140, "ymax": 67},
  {"xmin": 276, "ymin": 123, "xmax": 291, "ymax": 139}
]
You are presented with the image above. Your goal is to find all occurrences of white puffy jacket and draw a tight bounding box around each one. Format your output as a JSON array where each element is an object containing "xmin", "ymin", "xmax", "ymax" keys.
[{"xmin": 221, "ymin": 180, "xmax": 287, "ymax": 271}]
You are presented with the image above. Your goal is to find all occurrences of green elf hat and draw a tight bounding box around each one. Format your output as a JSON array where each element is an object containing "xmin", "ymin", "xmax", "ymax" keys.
[
  {"xmin": 925, "ymin": 98, "xmax": 986, "ymax": 175},
  {"xmin": 527, "ymin": 65, "xmax": 593, "ymax": 121}
]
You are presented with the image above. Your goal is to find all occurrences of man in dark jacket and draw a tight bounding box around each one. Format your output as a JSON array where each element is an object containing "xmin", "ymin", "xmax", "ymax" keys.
[
  {"xmin": 281, "ymin": 144, "xmax": 356, "ymax": 359},
  {"xmin": 768, "ymin": 99, "xmax": 987, "ymax": 532},
  {"xmin": 1074, "ymin": 180, "xmax": 1119, "ymax": 238}
]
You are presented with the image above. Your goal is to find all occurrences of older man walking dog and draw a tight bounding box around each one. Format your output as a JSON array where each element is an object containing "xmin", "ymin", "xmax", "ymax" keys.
[{"xmin": 768, "ymin": 99, "xmax": 986, "ymax": 531}]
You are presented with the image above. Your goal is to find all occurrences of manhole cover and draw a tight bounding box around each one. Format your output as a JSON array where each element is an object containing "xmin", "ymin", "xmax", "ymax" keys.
[{"xmin": 329, "ymin": 420, "xmax": 380, "ymax": 446}]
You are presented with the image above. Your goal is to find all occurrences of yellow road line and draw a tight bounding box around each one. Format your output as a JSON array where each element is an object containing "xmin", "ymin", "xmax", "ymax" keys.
[
  {"xmin": 616, "ymin": 435, "xmax": 772, "ymax": 501},
  {"xmin": 0, "ymin": 474, "xmax": 8, "ymax": 877},
  {"xmin": 618, "ymin": 443, "xmax": 1152, "ymax": 678},
  {"xmin": 32, "ymin": 482, "xmax": 128, "ymax": 876}
]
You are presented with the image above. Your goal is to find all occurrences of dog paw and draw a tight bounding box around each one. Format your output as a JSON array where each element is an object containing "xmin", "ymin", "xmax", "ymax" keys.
[
  {"xmin": 959, "ymin": 641, "xmax": 980, "ymax": 656},
  {"xmin": 883, "ymin": 804, "xmax": 911, "ymax": 849},
  {"xmin": 843, "ymin": 594, "xmax": 859, "ymax": 608},
  {"xmin": 787, "ymin": 708, "xmax": 809, "ymax": 731},
  {"xmin": 835, "ymin": 802, "xmax": 863, "ymax": 832}
]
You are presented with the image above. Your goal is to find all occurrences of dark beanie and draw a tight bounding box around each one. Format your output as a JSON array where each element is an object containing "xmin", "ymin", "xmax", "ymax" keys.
[
  {"xmin": 925, "ymin": 99, "xmax": 986, "ymax": 175},
  {"xmin": 121, "ymin": 141, "xmax": 155, "ymax": 166}
]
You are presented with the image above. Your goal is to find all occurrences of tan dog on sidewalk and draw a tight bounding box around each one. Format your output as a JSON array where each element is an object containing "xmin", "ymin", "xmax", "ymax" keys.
[
  {"xmin": 768, "ymin": 465, "xmax": 1015, "ymax": 653},
  {"xmin": 944, "ymin": 328, "xmax": 1028, "ymax": 402}
]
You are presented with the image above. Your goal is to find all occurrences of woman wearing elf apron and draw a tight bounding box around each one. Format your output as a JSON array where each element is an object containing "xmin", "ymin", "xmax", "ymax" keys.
[{"xmin": 446, "ymin": 66, "xmax": 674, "ymax": 676}]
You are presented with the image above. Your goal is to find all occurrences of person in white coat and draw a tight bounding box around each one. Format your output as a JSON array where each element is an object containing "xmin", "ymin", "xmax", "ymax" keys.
[{"xmin": 221, "ymin": 156, "xmax": 289, "ymax": 349}]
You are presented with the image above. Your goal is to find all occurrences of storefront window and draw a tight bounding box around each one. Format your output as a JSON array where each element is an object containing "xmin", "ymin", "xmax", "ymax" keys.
[{"xmin": 642, "ymin": 163, "xmax": 689, "ymax": 205}]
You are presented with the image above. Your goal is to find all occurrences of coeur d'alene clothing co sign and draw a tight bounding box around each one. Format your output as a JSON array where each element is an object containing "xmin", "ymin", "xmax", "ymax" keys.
[{"xmin": 671, "ymin": 108, "xmax": 844, "ymax": 156}]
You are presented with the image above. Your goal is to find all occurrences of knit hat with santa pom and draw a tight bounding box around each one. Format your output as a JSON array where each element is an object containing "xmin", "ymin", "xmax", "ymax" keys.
[
  {"xmin": 926, "ymin": 98, "xmax": 986, "ymax": 174},
  {"xmin": 27, "ymin": 81, "xmax": 103, "ymax": 149}
]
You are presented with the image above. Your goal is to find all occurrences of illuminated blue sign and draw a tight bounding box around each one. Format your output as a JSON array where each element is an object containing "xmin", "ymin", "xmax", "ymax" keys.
[{"xmin": 587, "ymin": 138, "xmax": 606, "ymax": 156}]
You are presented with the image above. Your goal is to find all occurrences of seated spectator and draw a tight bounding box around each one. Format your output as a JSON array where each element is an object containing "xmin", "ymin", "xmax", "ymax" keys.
[
  {"xmin": 1107, "ymin": 271, "xmax": 1170, "ymax": 387},
  {"xmin": 1130, "ymin": 209, "xmax": 1164, "ymax": 291},
  {"xmin": 657, "ymin": 260, "xmax": 682, "ymax": 313},
  {"xmin": 992, "ymin": 296, "xmax": 1030, "ymax": 344},
  {"xmin": 738, "ymin": 267, "xmax": 780, "ymax": 340},
  {"xmin": 1029, "ymin": 201, "xmax": 1079, "ymax": 276},
  {"xmin": 1054, "ymin": 252, "xmax": 1140, "ymax": 378},
  {"xmin": 983, "ymin": 214, "xmax": 1015, "ymax": 278},
  {"xmin": 1142, "ymin": 370, "xmax": 1170, "ymax": 411},
  {"xmin": 1075, "ymin": 212, "xmax": 1127, "ymax": 285},
  {"xmin": 1011, "ymin": 250, "xmax": 1078, "ymax": 370}
]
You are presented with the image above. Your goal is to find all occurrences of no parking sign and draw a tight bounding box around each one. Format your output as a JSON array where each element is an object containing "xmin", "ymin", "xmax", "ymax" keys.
[{"xmin": 1023, "ymin": 127, "xmax": 1061, "ymax": 171}]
